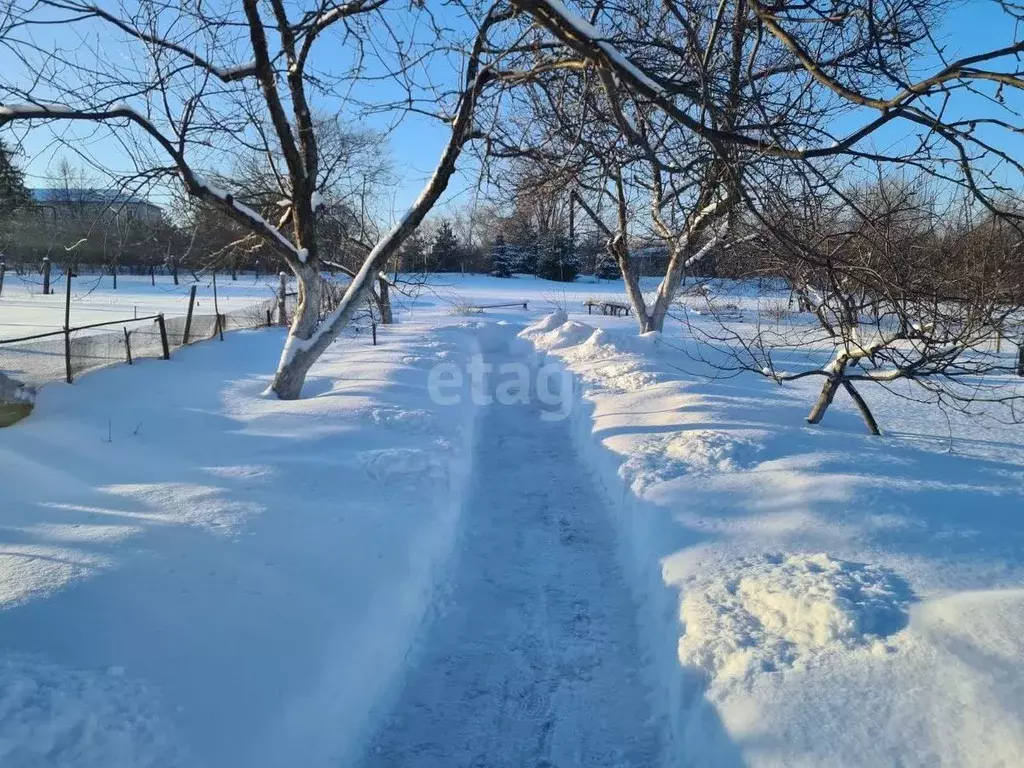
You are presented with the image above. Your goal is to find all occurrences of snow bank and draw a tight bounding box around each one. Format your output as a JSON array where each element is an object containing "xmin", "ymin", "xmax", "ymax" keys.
[
  {"xmin": 520, "ymin": 311, "xmax": 1024, "ymax": 767},
  {"xmin": 679, "ymin": 553, "xmax": 911, "ymax": 683},
  {"xmin": 0, "ymin": 655, "xmax": 183, "ymax": 767},
  {"xmin": 0, "ymin": 322, "xmax": 480, "ymax": 767}
]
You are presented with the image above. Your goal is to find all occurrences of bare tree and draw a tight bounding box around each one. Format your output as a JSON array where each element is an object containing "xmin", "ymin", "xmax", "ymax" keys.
[
  {"xmin": 507, "ymin": 0, "xmax": 1024, "ymax": 270},
  {"xmin": 1, "ymin": 0, "xmax": 518, "ymax": 398},
  {"xmin": 683, "ymin": 174, "xmax": 1024, "ymax": 434}
]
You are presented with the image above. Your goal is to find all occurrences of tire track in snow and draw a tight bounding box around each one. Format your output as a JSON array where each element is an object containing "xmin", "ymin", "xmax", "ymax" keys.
[{"xmin": 358, "ymin": 347, "xmax": 660, "ymax": 768}]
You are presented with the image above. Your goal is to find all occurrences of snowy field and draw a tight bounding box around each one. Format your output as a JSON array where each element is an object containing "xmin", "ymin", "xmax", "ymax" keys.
[
  {"xmin": 0, "ymin": 272, "xmax": 286, "ymax": 340},
  {"xmin": 0, "ymin": 273, "xmax": 1021, "ymax": 766}
]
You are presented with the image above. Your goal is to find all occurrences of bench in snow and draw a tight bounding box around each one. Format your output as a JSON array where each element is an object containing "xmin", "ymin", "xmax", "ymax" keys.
[
  {"xmin": 469, "ymin": 301, "xmax": 529, "ymax": 311},
  {"xmin": 584, "ymin": 300, "xmax": 631, "ymax": 316}
]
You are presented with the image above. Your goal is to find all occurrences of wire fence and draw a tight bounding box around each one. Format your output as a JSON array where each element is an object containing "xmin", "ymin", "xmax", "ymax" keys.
[{"xmin": 0, "ymin": 293, "xmax": 295, "ymax": 388}]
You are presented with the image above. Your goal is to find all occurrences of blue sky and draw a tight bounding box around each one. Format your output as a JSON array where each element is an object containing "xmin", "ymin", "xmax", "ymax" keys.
[{"xmin": 1, "ymin": 0, "xmax": 1019, "ymax": 219}]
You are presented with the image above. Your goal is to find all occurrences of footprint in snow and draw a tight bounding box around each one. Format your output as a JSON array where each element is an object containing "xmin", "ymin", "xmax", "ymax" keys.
[
  {"xmin": 370, "ymin": 408, "xmax": 435, "ymax": 433},
  {"xmin": 358, "ymin": 448, "xmax": 448, "ymax": 486}
]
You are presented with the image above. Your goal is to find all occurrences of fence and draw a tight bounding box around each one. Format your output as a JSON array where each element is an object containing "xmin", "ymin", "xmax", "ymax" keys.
[{"xmin": 0, "ymin": 293, "xmax": 294, "ymax": 388}]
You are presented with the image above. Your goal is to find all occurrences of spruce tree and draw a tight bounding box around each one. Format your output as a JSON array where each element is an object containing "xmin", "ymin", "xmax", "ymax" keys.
[
  {"xmin": 0, "ymin": 140, "xmax": 30, "ymax": 220},
  {"xmin": 595, "ymin": 255, "xmax": 621, "ymax": 280},
  {"xmin": 489, "ymin": 234, "xmax": 515, "ymax": 277},
  {"xmin": 430, "ymin": 220, "xmax": 459, "ymax": 272},
  {"xmin": 536, "ymin": 233, "xmax": 581, "ymax": 282}
]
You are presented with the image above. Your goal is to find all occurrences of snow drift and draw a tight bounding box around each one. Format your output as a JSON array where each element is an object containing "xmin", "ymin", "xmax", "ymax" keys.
[{"xmin": 521, "ymin": 311, "xmax": 1024, "ymax": 767}]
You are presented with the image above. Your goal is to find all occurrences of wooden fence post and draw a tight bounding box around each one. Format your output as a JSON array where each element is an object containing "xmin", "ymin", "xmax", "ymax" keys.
[
  {"xmin": 182, "ymin": 284, "xmax": 197, "ymax": 344},
  {"xmin": 156, "ymin": 314, "xmax": 170, "ymax": 359},
  {"xmin": 63, "ymin": 267, "xmax": 73, "ymax": 383},
  {"xmin": 1017, "ymin": 344, "xmax": 1024, "ymax": 377},
  {"xmin": 42, "ymin": 256, "xmax": 51, "ymax": 295},
  {"xmin": 372, "ymin": 321, "xmax": 377, "ymax": 346},
  {"xmin": 0, "ymin": 262, "xmax": 5, "ymax": 297},
  {"xmin": 266, "ymin": 309, "xmax": 272, "ymax": 327},
  {"xmin": 150, "ymin": 265, "xmax": 155, "ymax": 286},
  {"xmin": 123, "ymin": 327, "xmax": 133, "ymax": 365}
]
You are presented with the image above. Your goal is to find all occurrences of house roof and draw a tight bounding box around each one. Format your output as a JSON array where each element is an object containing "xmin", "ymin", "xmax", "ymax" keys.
[{"xmin": 29, "ymin": 188, "xmax": 158, "ymax": 208}]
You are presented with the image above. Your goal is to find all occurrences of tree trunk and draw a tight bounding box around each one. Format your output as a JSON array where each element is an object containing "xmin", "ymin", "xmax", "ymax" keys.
[
  {"xmin": 268, "ymin": 263, "xmax": 322, "ymax": 399},
  {"xmin": 806, "ymin": 360, "xmax": 847, "ymax": 425},
  {"xmin": 841, "ymin": 380, "xmax": 881, "ymax": 435},
  {"xmin": 266, "ymin": 39, "xmax": 487, "ymax": 400},
  {"xmin": 615, "ymin": 242, "xmax": 653, "ymax": 332},
  {"xmin": 646, "ymin": 248, "xmax": 688, "ymax": 333},
  {"xmin": 377, "ymin": 276, "xmax": 393, "ymax": 324}
]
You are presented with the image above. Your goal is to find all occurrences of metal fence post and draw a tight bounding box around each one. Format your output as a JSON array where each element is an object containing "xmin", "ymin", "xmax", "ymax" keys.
[
  {"xmin": 277, "ymin": 271, "xmax": 287, "ymax": 326},
  {"xmin": 63, "ymin": 267, "xmax": 73, "ymax": 383},
  {"xmin": 123, "ymin": 327, "xmax": 133, "ymax": 365},
  {"xmin": 213, "ymin": 271, "xmax": 224, "ymax": 341},
  {"xmin": 182, "ymin": 284, "xmax": 197, "ymax": 344},
  {"xmin": 157, "ymin": 314, "xmax": 170, "ymax": 360}
]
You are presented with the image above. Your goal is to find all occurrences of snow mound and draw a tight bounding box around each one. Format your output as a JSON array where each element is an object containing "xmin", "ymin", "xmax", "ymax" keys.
[
  {"xmin": 521, "ymin": 311, "xmax": 568, "ymax": 337},
  {"xmin": 679, "ymin": 554, "xmax": 912, "ymax": 683},
  {"xmin": 665, "ymin": 429, "xmax": 763, "ymax": 473},
  {"xmin": 0, "ymin": 655, "xmax": 183, "ymax": 767},
  {"xmin": 592, "ymin": 360, "xmax": 659, "ymax": 392},
  {"xmin": 619, "ymin": 429, "xmax": 767, "ymax": 492},
  {"xmin": 370, "ymin": 408, "xmax": 435, "ymax": 433},
  {"xmin": 359, "ymin": 448, "xmax": 447, "ymax": 486},
  {"xmin": 528, "ymin": 320, "xmax": 594, "ymax": 352}
]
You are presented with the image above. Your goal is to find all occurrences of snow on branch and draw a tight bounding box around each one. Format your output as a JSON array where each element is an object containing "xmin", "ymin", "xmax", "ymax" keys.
[{"xmin": 0, "ymin": 102, "xmax": 299, "ymax": 259}]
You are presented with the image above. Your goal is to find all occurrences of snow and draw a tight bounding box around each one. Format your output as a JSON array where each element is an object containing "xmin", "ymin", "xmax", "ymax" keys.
[
  {"xmin": 215, "ymin": 62, "xmax": 256, "ymax": 80},
  {"xmin": 0, "ymin": 103, "xmax": 76, "ymax": 118},
  {"xmin": 0, "ymin": 319, "xmax": 477, "ymax": 766},
  {"xmin": 539, "ymin": 0, "xmax": 666, "ymax": 96},
  {"xmin": 1, "ymin": 273, "xmax": 1022, "ymax": 766},
  {"xmin": 359, "ymin": 328, "xmax": 658, "ymax": 766},
  {"xmin": 679, "ymin": 553, "xmax": 912, "ymax": 682},
  {"xmin": 0, "ymin": 654, "xmax": 183, "ymax": 767},
  {"xmin": 189, "ymin": 177, "xmax": 298, "ymax": 256},
  {"xmin": 0, "ymin": 273, "xmax": 286, "ymax": 339},
  {"xmin": 310, "ymin": 191, "xmax": 324, "ymax": 212},
  {"xmin": 518, "ymin": 303, "xmax": 1024, "ymax": 766}
]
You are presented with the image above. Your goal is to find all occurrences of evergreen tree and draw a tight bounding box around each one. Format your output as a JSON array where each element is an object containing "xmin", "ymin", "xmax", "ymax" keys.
[
  {"xmin": 513, "ymin": 242, "xmax": 537, "ymax": 275},
  {"xmin": 430, "ymin": 219, "xmax": 460, "ymax": 272},
  {"xmin": 489, "ymin": 234, "xmax": 515, "ymax": 277},
  {"xmin": 397, "ymin": 229, "xmax": 429, "ymax": 273},
  {"xmin": 0, "ymin": 140, "xmax": 30, "ymax": 221},
  {"xmin": 536, "ymin": 233, "xmax": 581, "ymax": 282},
  {"xmin": 595, "ymin": 254, "xmax": 621, "ymax": 280}
]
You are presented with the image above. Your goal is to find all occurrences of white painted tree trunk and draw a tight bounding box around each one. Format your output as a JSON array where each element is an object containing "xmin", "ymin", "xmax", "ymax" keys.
[{"xmin": 268, "ymin": 263, "xmax": 322, "ymax": 399}]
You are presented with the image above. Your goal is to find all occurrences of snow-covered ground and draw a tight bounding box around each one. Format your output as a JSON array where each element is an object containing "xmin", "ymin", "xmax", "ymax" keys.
[
  {"xmin": 521, "ymin": 302, "xmax": 1024, "ymax": 767},
  {"xmin": 0, "ymin": 272, "xmax": 284, "ymax": 339},
  {"xmin": 0, "ymin": 272, "xmax": 1021, "ymax": 766},
  {"xmin": 0, "ymin": 318, "xmax": 477, "ymax": 766}
]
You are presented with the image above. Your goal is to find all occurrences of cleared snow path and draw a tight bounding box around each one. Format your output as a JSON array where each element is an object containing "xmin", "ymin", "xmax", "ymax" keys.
[{"xmin": 358, "ymin": 345, "xmax": 660, "ymax": 767}]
